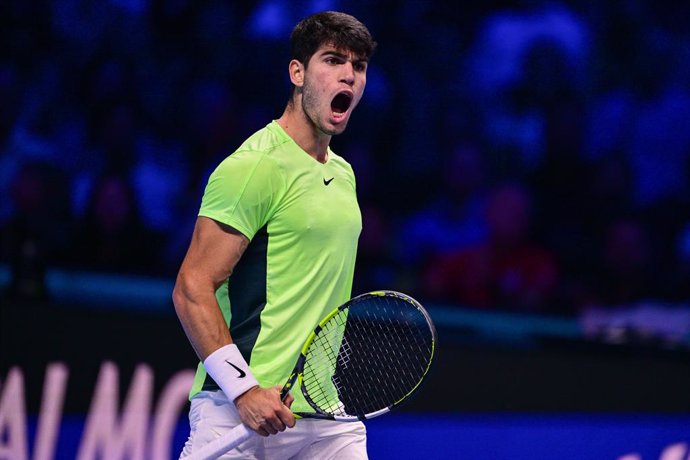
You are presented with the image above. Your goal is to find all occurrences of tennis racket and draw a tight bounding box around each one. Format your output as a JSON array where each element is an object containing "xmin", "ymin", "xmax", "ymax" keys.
[{"xmin": 186, "ymin": 290, "xmax": 437, "ymax": 460}]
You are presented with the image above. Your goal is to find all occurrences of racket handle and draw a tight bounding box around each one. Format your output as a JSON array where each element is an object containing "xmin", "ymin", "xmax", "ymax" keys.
[{"xmin": 185, "ymin": 423, "xmax": 253, "ymax": 460}]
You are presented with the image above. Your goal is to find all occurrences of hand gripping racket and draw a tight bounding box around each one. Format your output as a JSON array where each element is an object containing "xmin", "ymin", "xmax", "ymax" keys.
[{"xmin": 186, "ymin": 290, "xmax": 437, "ymax": 460}]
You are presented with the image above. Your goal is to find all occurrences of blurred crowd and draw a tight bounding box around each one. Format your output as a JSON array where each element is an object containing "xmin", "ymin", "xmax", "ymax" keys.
[{"xmin": 2, "ymin": 0, "xmax": 690, "ymax": 314}]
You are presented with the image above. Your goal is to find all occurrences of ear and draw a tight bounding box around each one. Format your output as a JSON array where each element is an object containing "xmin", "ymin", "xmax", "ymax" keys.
[{"xmin": 289, "ymin": 59, "xmax": 304, "ymax": 87}]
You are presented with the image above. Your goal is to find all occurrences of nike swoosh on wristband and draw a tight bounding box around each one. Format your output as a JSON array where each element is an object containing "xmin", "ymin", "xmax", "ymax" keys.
[
  {"xmin": 225, "ymin": 360, "xmax": 246, "ymax": 378},
  {"xmin": 323, "ymin": 177, "xmax": 334, "ymax": 186}
]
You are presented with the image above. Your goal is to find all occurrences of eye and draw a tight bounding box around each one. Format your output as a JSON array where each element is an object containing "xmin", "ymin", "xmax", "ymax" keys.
[{"xmin": 354, "ymin": 62, "xmax": 367, "ymax": 72}]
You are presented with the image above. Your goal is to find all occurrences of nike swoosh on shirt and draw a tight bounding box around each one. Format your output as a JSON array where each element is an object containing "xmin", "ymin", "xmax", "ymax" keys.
[
  {"xmin": 225, "ymin": 360, "xmax": 246, "ymax": 378},
  {"xmin": 323, "ymin": 177, "xmax": 334, "ymax": 186}
]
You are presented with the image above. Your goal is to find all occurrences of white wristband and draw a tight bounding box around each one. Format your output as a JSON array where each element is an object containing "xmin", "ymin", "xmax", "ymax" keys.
[{"xmin": 203, "ymin": 344, "xmax": 259, "ymax": 403}]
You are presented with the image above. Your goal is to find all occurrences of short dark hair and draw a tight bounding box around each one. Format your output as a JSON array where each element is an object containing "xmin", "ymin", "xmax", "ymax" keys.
[{"xmin": 290, "ymin": 11, "xmax": 377, "ymax": 67}]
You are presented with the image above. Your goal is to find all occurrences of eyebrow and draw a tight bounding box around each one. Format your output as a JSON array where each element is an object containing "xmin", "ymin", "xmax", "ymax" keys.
[{"xmin": 319, "ymin": 49, "xmax": 369, "ymax": 63}]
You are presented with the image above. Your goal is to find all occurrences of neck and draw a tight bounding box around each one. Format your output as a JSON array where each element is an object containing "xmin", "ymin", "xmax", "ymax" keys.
[{"xmin": 277, "ymin": 100, "xmax": 331, "ymax": 163}]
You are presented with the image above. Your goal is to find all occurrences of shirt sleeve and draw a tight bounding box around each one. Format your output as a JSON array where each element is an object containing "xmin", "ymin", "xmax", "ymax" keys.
[{"xmin": 198, "ymin": 150, "xmax": 284, "ymax": 240}]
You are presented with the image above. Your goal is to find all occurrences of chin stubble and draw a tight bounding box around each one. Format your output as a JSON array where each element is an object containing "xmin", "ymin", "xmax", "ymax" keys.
[{"xmin": 300, "ymin": 81, "xmax": 342, "ymax": 136}]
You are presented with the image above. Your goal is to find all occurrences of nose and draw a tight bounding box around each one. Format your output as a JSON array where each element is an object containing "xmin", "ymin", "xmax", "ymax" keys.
[{"xmin": 340, "ymin": 61, "xmax": 355, "ymax": 86}]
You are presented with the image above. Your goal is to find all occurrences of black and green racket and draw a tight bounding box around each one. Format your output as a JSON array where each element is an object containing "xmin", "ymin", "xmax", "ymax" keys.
[{"xmin": 188, "ymin": 291, "xmax": 437, "ymax": 460}]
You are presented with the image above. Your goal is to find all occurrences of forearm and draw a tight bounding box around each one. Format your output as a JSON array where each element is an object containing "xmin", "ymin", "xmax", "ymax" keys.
[
  {"xmin": 173, "ymin": 273, "xmax": 260, "ymax": 404},
  {"xmin": 173, "ymin": 272, "xmax": 231, "ymax": 361},
  {"xmin": 175, "ymin": 280, "xmax": 295, "ymax": 434}
]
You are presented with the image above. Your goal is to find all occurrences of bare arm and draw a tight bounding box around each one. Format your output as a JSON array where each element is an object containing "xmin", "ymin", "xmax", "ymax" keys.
[
  {"xmin": 172, "ymin": 216, "xmax": 294, "ymax": 435},
  {"xmin": 173, "ymin": 216, "xmax": 245, "ymax": 361}
]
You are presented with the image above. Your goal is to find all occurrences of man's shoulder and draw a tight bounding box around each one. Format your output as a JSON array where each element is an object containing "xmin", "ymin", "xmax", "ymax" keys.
[
  {"xmin": 211, "ymin": 122, "xmax": 290, "ymax": 175},
  {"xmin": 235, "ymin": 121, "xmax": 291, "ymax": 158}
]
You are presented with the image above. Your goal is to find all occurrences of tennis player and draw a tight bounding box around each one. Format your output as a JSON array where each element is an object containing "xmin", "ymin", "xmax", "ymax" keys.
[{"xmin": 173, "ymin": 11, "xmax": 376, "ymax": 459}]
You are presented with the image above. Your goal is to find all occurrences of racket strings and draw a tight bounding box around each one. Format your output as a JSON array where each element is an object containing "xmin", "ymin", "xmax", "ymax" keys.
[
  {"xmin": 345, "ymin": 311, "xmax": 430, "ymax": 412},
  {"xmin": 303, "ymin": 310, "xmax": 349, "ymax": 414},
  {"xmin": 342, "ymin": 300, "xmax": 432, "ymax": 414},
  {"xmin": 302, "ymin": 295, "xmax": 434, "ymax": 418}
]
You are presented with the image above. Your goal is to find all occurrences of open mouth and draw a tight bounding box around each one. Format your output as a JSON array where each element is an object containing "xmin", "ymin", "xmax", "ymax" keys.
[{"xmin": 331, "ymin": 92, "xmax": 353, "ymax": 115}]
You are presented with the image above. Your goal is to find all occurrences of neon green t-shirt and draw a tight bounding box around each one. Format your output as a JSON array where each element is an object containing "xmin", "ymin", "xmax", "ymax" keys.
[{"xmin": 189, "ymin": 121, "xmax": 361, "ymax": 414}]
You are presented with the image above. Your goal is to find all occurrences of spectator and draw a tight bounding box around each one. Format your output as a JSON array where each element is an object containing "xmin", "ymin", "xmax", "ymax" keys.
[
  {"xmin": 423, "ymin": 183, "xmax": 559, "ymax": 312},
  {"xmin": 584, "ymin": 28, "xmax": 690, "ymax": 207},
  {"xmin": 1, "ymin": 163, "xmax": 73, "ymax": 299},
  {"xmin": 397, "ymin": 142, "xmax": 489, "ymax": 269},
  {"xmin": 587, "ymin": 218, "xmax": 668, "ymax": 308},
  {"xmin": 72, "ymin": 173, "xmax": 162, "ymax": 274},
  {"xmin": 466, "ymin": 3, "xmax": 589, "ymax": 175}
]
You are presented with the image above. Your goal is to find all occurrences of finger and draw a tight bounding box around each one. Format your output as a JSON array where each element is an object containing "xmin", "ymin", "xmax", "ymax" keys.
[
  {"xmin": 255, "ymin": 426, "xmax": 269, "ymax": 437},
  {"xmin": 283, "ymin": 393, "xmax": 295, "ymax": 409},
  {"xmin": 265, "ymin": 413, "xmax": 287, "ymax": 433},
  {"xmin": 269, "ymin": 422, "xmax": 285, "ymax": 433},
  {"xmin": 273, "ymin": 385, "xmax": 288, "ymax": 401},
  {"xmin": 263, "ymin": 421, "xmax": 279, "ymax": 435},
  {"xmin": 277, "ymin": 406, "xmax": 296, "ymax": 428}
]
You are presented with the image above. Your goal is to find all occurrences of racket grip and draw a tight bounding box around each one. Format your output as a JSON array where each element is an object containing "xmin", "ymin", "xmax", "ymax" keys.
[{"xmin": 184, "ymin": 423, "xmax": 253, "ymax": 460}]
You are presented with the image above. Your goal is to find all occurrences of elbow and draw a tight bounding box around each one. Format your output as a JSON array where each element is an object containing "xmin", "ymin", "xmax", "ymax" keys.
[
  {"xmin": 172, "ymin": 269, "xmax": 222, "ymax": 321},
  {"xmin": 172, "ymin": 272, "xmax": 192, "ymax": 318}
]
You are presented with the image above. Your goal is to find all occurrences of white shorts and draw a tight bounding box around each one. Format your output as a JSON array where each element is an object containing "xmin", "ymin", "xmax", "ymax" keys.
[{"xmin": 179, "ymin": 391, "xmax": 368, "ymax": 460}]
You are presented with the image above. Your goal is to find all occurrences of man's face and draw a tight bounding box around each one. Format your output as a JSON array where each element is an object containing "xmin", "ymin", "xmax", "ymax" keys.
[{"xmin": 299, "ymin": 44, "xmax": 368, "ymax": 136}]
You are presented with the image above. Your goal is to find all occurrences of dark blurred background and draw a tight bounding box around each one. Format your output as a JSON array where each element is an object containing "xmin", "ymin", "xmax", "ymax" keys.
[{"xmin": 1, "ymin": 1, "xmax": 689, "ymax": 459}]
